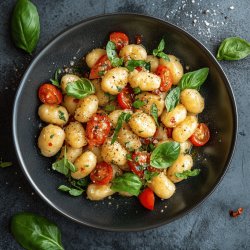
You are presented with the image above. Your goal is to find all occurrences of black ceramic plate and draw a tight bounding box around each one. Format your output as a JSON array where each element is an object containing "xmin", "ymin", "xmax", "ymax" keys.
[{"xmin": 13, "ymin": 13, "xmax": 237, "ymax": 231}]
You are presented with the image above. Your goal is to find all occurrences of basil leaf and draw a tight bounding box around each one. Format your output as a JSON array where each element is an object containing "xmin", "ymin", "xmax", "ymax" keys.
[
  {"xmin": 58, "ymin": 185, "xmax": 83, "ymax": 196},
  {"xmin": 132, "ymin": 100, "xmax": 145, "ymax": 108},
  {"xmin": 0, "ymin": 161, "xmax": 13, "ymax": 168},
  {"xmin": 150, "ymin": 142, "xmax": 180, "ymax": 169},
  {"xmin": 133, "ymin": 87, "xmax": 141, "ymax": 94},
  {"xmin": 144, "ymin": 170, "xmax": 159, "ymax": 182},
  {"xmin": 106, "ymin": 41, "xmax": 123, "ymax": 67},
  {"xmin": 165, "ymin": 87, "xmax": 180, "ymax": 112},
  {"xmin": 11, "ymin": 212, "xmax": 64, "ymax": 250},
  {"xmin": 179, "ymin": 68, "xmax": 209, "ymax": 90},
  {"xmin": 65, "ymin": 78, "xmax": 95, "ymax": 99},
  {"xmin": 150, "ymin": 103, "xmax": 159, "ymax": 126},
  {"xmin": 50, "ymin": 68, "xmax": 62, "ymax": 87},
  {"xmin": 175, "ymin": 169, "xmax": 201, "ymax": 179},
  {"xmin": 11, "ymin": 0, "xmax": 40, "ymax": 54},
  {"xmin": 152, "ymin": 39, "xmax": 170, "ymax": 61},
  {"xmin": 104, "ymin": 93, "xmax": 116, "ymax": 101},
  {"xmin": 111, "ymin": 112, "xmax": 132, "ymax": 144},
  {"xmin": 217, "ymin": 37, "xmax": 250, "ymax": 61},
  {"xmin": 126, "ymin": 60, "xmax": 151, "ymax": 72},
  {"xmin": 111, "ymin": 173, "xmax": 142, "ymax": 196},
  {"xmin": 104, "ymin": 104, "xmax": 116, "ymax": 112}
]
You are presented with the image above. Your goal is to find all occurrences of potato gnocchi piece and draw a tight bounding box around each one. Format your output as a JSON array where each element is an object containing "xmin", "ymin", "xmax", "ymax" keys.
[
  {"xmin": 91, "ymin": 79, "xmax": 109, "ymax": 106},
  {"xmin": 167, "ymin": 154, "xmax": 193, "ymax": 183},
  {"xmin": 161, "ymin": 104, "xmax": 187, "ymax": 128},
  {"xmin": 159, "ymin": 55, "xmax": 183, "ymax": 85},
  {"xmin": 129, "ymin": 111, "xmax": 157, "ymax": 138},
  {"xmin": 119, "ymin": 44, "xmax": 147, "ymax": 61},
  {"xmin": 172, "ymin": 115, "xmax": 198, "ymax": 142},
  {"xmin": 87, "ymin": 183, "xmax": 115, "ymax": 201},
  {"xmin": 88, "ymin": 145, "xmax": 103, "ymax": 163},
  {"xmin": 71, "ymin": 151, "xmax": 97, "ymax": 179},
  {"xmin": 86, "ymin": 48, "xmax": 106, "ymax": 68},
  {"xmin": 38, "ymin": 124, "xmax": 65, "ymax": 157},
  {"xmin": 65, "ymin": 121, "xmax": 87, "ymax": 148},
  {"xmin": 148, "ymin": 173, "xmax": 176, "ymax": 199},
  {"xmin": 128, "ymin": 70, "xmax": 161, "ymax": 91},
  {"xmin": 38, "ymin": 104, "xmax": 69, "ymax": 126},
  {"xmin": 58, "ymin": 146, "xmax": 82, "ymax": 163},
  {"xmin": 61, "ymin": 74, "xmax": 80, "ymax": 93},
  {"xmin": 101, "ymin": 138, "xmax": 127, "ymax": 166},
  {"xmin": 146, "ymin": 55, "xmax": 159, "ymax": 73},
  {"xmin": 108, "ymin": 109, "xmax": 133, "ymax": 127},
  {"xmin": 101, "ymin": 67, "xmax": 128, "ymax": 95},
  {"xmin": 154, "ymin": 125, "xmax": 168, "ymax": 141},
  {"xmin": 136, "ymin": 92, "xmax": 164, "ymax": 116},
  {"xmin": 180, "ymin": 89, "xmax": 204, "ymax": 114},
  {"xmin": 62, "ymin": 95, "xmax": 79, "ymax": 115},
  {"xmin": 74, "ymin": 95, "xmax": 98, "ymax": 123}
]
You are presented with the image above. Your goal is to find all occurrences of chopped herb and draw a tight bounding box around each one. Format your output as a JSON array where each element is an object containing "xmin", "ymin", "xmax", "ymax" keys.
[
  {"xmin": 134, "ymin": 156, "xmax": 139, "ymax": 162},
  {"xmin": 139, "ymin": 130, "xmax": 144, "ymax": 133},
  {"xmin": 152, "ymin": 39, "xmax": 170, "ymax": 61},
  {"xmin": 116, "ymin": 86, "xmax": 122, "ymax": 92},
  {"xmin": 98, "ymin": 70, "xmax": 105, "ymax": 76},
  {"xmin": 150, "ymin": 103, "xmax": 159, "ymax": 126},
  {"xmin": 175, "ymin": 169, "xmax": 201, "ymax": 179},
  {"xmin": 50, "ymin": 134, "xmax": 54, "ymax": 139},
  {"xmin": 84, "ymin": 165, "xmax": 89, "ymax": 168},
  {"xmin": 148, "ymin": 143, "xmax": 155, "ymax": 152},
  {"xmin": 58, "ymin": 111, "xmax": 66, "ymax": 121},
  {"xmin": 144, "ymin": 170, "xmax": 159, "ymax": 182},
  {"xmin": 126, "ymin": 59, "xmax": 151, "ymax": 72},
  {"xmin": 104, "ymin": 104, "xmax": 116, "ymax": 112},
  {"xmin": 0, "ymin": 161, "xmax": 13, "ymax": 168},
  {"xmin": 104, "ymin": 93, "xmax": 116, "ymax": 101},
  {"xmin": 126, "ymin": 153, "xmax": 132, "ymax": 161},
  {"xmin": 50, "ymin": 68, "xmax": 61, "ymax": 87},
  {"xmin": 133, "ymin": 87, "xmax": 141, "ymax": 94},
  {"xmin": 132, "ymin": 100, "xmax": 145, "ymax": 108}
]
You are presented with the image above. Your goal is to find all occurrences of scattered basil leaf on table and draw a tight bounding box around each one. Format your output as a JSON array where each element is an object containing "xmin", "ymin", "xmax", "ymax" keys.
[
  {"xmin": 11, "ymin": 212, "xmax": 64, "ymax": 250},
  {"xmin": 179, "ymin": 68, "xmax": 209, "ymax": 90},
  {"xmin": 175, "ymin": 169, "xmax": 201, "ymax": 179},
  {"xmin": 150, "ymin": 103, "xmax": 159, "ymax": 126},
  {"xmin": 111, "ymin": 112, "xmax": 132, "ymax": 144},
  {"xmin": 106, "ymin": 41, "xmax": 123, "ymax": 67},
  {"xmin": 144, "ymin": 170, "xmax": 159, "ymax": 182},
  {"xmin": 50, "ymin": 68, "xmax": 62, "ymax": 87},
  {"xmin": 111, "ymin": 173, "xmax": 142, "ymax": 196},
  {"xmin": 65, "ymin": 78, "xmax": 95, "ymax": 99},
  {"xmin": 52, "ymin": 147, "xmax": 76, "ymax": 175},
  {"xmin": 150, "ymin": 141, "xmax": 180, "ymax": 169},
  {"xmin": 58, "ymin": 185, "xmax": 83, "ymax": 196},
  {"xmin": 133, "ymin": 87, "xmax": 142, "ymax": 94},
  {"xmin": 126, "ymin": 60, "xmax": 151, "ymax": 72},
  {"xmin": 152, "ymin": 39, "xmax": 170, "ymax": 61},
  {"xmin": 11, "ymin": 0, "xmax": 40, "ymax": 54},
  {"xmin": 217, "ymin": 37, "xmax": 250, "ymax": 61},
  {"xmin": 165, "ymin": 87, "xmax": 180, "ymax": 112},
  {"xmin": 0, "ymin": 161, "xmax": 13, "ymax": 168},
  {"xmin": 132, "ymin": 100, "xmax": 145, "ymax": 108}
]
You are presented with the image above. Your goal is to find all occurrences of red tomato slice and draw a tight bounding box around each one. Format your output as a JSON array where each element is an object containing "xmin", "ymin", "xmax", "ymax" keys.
[
  {"xmin": 138, "ymin": 188, "xmax": 155, "ymax": 210},
  {"xmin": 117, "ymin": 85, "xmax": 134, "ymax": 109},
  {"xmin": 128, "ymin": 152, "xmax": 150, "ymax": 178},
  {"xmin": 189, "ymin": 123, "xmax": 210, "ymax": 146},
  {"xmin": 155, "ymin": 65, "xmax": 173, "ymax": 92},
  {"xmin": 110, "ymin": 32, "xmax": 129, "ymax": 51},
  {"xmin": 86, "ymin": 114, "xmax": 111, "ymax": 147},
  {"xmin": 90, "ymin": 162, "xmax": 113, "ymax": 185},
  {"xmin": 38, "ymin": 83, "xmax": 62, "ymax": 104},
  {"xmin": 89, "ymin": 55, "xmax": 112, "ymax": 79}
]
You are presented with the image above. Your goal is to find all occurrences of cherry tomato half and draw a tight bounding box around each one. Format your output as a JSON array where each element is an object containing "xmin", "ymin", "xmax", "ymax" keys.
[
  {"xmin": 189, "ymin": 123, "xmax": 210, "ymax": 146},
  {"xmin": 138, "ymin": 188, "xmax": 155, "ymax": 210},
  {"xmin": 110, "ymin": 32, "xmax": 129, "ymax": 51},
  {"xmin": 90, "ymin": 162, "xmax": 113, "ymax": 185},
  {"xmin": 155, "ymin": 65, "xmax": 173, "ymax": 92},
  {"xmin": 128, "ymin": 152, "xmax": 150, "ymax": 178},
  {"xmin": 38, "ymin": 83, "xmax": 63, "ymax": 104},
  {"xmin": 86, "ymin": 114, "xmax": 111, "ymax": 147},
  {"xmin": 117, "ymin": 85, "xmax": 134, "ymax": 109},
  {"xmin": 89, "ymin": 55, "xmax": 112, "ymax": 79}
]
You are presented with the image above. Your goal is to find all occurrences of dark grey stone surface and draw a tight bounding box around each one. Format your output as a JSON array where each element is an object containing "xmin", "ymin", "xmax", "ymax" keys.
[{"xmin": 0, "ymin": 0, "xmax": 249, "ymax": 249}]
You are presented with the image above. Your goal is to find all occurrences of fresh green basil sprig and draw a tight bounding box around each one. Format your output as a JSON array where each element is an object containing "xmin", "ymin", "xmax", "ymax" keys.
[
  {"xmin": 11, "ymin": 0, "xmax": 40, "ymax": 54},
  {"xmin": 50, "ymin": 68, "xmax": 62, "ymax": 87},
  {"xmin": 150, "ymin": 141, "xmax": 180, "ymax": 169},
  {"xmin": 111, "ymin": 173, "xmax": 142, "ymax": 196},
  {"xmin": 217, "ymin": 37, "xmax": 250, "ymax": 61},
  {"xmin": 175, "ymin": 169, "xmax": 201, "ymax": 179},
  {"xmin": 65, "ymin": 78, "xmax": 95, "ymax": 99},
  {"xmin": 111, "ymin": 112, "xmax": 132, "ymax": 144},
  {"xmin": 165, "ymin": 87, "xmax": 180, "ymax": 112},
  {"xmin": 126, "ymin": 60, "xmax": 151, "ymax": 72},
  {"xmin": 152, "ymin": 39, "xmax": 170, "ymax": 61},
  {"xmin": 179, "ymin": 68, "xmax": 209, "ymax": 90},
  {"xmin": 150, "ymin": 103, "xmax": 159, "ymax": 126},
  {"xmin": 106, "ymin": 41, "xmax": 123, "ymax": 67},
  {"xmin": 11, "ymin": 212, "xmax": 64, "ymax": 250}
]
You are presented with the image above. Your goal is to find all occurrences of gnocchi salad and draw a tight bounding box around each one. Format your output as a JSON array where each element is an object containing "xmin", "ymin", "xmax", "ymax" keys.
[{"xmin": 37, "ymin": 32, "xmax": 210, "ymax": 210}]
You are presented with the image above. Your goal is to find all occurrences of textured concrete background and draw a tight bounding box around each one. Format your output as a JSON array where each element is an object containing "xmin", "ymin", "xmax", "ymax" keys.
[{"xmin": 0, "ymin": 0, "xmax": 250, "ymax": 249}]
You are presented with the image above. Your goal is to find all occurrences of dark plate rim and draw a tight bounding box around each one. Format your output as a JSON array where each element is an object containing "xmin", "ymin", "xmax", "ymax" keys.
[{"xmin": 12, "ymin": 13, "xmax": 238, "ymax": 232}]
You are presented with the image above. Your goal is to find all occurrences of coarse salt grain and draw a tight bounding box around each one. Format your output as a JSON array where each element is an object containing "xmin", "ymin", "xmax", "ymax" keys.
[{"xmin": 229, "ymin": 6, "xmax": 235, "ymax": 10}]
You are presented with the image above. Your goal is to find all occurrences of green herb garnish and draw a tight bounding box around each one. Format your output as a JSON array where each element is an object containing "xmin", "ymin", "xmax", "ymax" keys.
[
  {"xmin": 152, "ymin": 39, "xmax": 170, "ymax": 61},
  {"xmin": 106, "ymin": 41, "xmax": 123, "ymax": 67},
  {"xmin": 132, "ymin": 100, "xmax": 145, "ymax": 108},
  {"xmin": 175, "ymin": 169, "xmax": 201, "ymax": 179},
  {"xmin": 150, "ymin": 103, "xmax": 159, "ymax": 126}
]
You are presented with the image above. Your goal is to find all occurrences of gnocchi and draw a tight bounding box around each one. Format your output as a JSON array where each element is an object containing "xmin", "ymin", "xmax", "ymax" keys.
[{"xmin": 119, "ymin": 44, "xmax": 147, "ymax": 61}]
